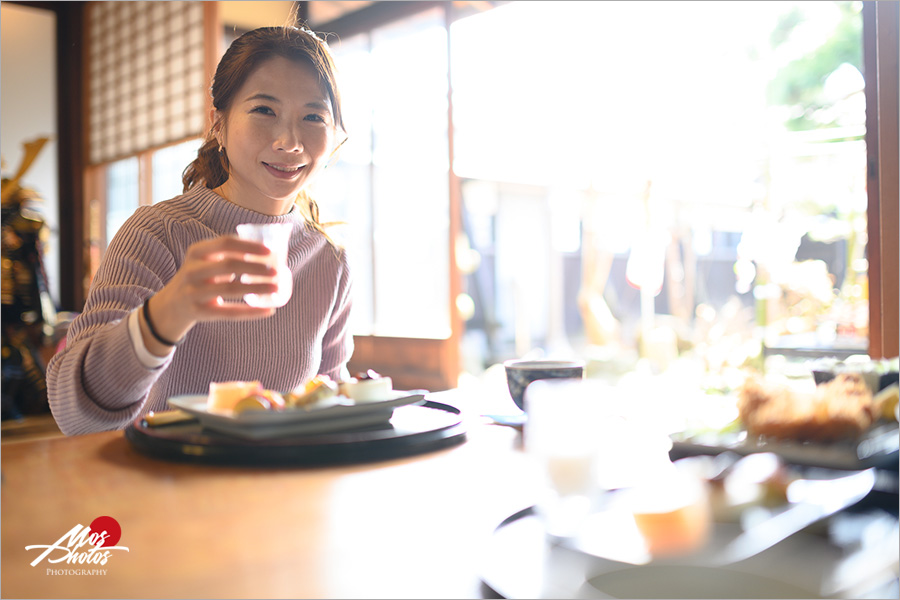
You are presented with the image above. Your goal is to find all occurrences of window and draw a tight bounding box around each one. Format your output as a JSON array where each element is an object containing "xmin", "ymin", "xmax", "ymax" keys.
[
  {"xmin": 104, "ymin": 157, "xmax": 139, "ymax": 246},
  {"xmin": 318, "ymin": 7, "xmax": 451, "ymax": 339},
  {"xmin": 94, "ymin": 138, "xmax": 202, "ymax": 257},
  {"xmin": 313, "ymin": 0, "xmax": 881, "ymax": 387},
  {"xmin": 73, "ymin": 1, "xmax": 893, "ymax": 389},
  {"xmin": 151, "ymin": 138, "xmax": 203, "ymax": 205},
  {"xmin": 446, "ymin": 1, "xmax": 871, "ymax": 373}
]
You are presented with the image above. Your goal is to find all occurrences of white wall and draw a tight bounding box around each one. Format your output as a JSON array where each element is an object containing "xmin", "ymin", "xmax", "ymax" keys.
[{"xmin": 1, "ymin": 3, "xmax": 59, "ymax": 305}]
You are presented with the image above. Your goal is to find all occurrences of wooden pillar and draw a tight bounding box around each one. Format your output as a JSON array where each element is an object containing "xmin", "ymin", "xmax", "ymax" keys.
[{"xmin": 864, "ymin": 0, "xmax": 899, "ymax": 359}]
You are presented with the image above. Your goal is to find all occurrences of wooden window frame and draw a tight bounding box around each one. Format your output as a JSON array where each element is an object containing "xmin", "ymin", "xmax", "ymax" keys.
[{"xmin": 864, "ymin": 0, "xmax": 899, "ymax": 359}]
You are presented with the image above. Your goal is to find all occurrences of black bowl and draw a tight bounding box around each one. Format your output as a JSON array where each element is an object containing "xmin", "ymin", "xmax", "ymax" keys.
[{"xmin": 504, "ymin": 359, "xmax": 585, "ymax": 412}]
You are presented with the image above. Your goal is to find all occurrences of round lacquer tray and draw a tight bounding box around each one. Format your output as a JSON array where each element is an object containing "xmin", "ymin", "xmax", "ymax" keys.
[{"xmin": 125, "ymin": 399, "xmax": 467, "ymax": 466}]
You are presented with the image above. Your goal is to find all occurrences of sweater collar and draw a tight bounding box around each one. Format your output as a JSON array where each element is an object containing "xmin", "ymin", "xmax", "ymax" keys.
[{"xmin": 190, "ymin": 186, "xmax": 302, "ymax": 233}]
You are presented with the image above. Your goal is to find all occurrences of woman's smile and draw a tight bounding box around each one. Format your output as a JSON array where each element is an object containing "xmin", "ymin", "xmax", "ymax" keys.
[{"xmin": 263, "ymin": 161, "xmax": 306, "ymax": 179}]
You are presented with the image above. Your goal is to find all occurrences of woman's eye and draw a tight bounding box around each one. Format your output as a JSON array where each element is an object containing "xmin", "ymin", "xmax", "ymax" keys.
[
  {"xmin": 251, "ymin": 106, "xmax": 275, "ymax": 116},
  {"xmin": 304, "ymin": 113, "xmax": 327, "ymax": 124}
]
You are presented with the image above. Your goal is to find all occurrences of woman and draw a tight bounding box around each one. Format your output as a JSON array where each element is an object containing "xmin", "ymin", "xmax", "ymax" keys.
[{"xmin": 47, "ymin": 25, "xmax": 353, "ymax": 435}]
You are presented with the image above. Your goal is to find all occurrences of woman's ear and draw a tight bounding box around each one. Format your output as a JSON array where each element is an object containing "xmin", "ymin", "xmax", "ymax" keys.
[{"xmin": 209, "ymin": 108, "xmax": 225, "ymax": 146}]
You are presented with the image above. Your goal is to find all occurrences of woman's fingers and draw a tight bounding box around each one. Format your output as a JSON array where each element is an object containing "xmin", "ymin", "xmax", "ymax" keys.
[
  {"xmin": 208, "ymin": 280, "xmax": 279, "ymax": 302},
  {"xmin": 185, "ymin": 236, "xmax": 272, "ymax": 262},
  {"xmin": 157, "ymin": 234, "xmax": 286, "ymax": 327},
  {"xmin": 188, "ymin": 256, "xmax": 277, "ymax": 283},
  {"xmin": 196, "ymin": 298, "xmax": 276, "ymax": 320}
]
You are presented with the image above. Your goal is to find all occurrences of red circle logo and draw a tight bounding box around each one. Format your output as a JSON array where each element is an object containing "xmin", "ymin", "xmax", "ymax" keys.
[{"xmin": 89, "ymin": 516, "xmax": 122, "ymax": 547}]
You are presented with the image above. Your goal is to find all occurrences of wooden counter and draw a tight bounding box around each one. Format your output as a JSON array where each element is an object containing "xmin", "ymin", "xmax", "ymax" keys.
[{"xmin": 1, "ymin": 416, "xmax": 536, "ymax": 599}]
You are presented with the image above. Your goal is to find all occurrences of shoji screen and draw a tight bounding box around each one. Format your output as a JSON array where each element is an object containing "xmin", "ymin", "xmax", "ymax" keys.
[{"xmin": 87, "ymin": 1, "xmax": 206, "ymax": 165}]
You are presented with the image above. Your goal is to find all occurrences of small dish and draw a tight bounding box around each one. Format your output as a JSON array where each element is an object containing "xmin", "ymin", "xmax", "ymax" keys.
[{"xmin": 168, "ymin": 391, "xmax": 426, "ymax": 440}]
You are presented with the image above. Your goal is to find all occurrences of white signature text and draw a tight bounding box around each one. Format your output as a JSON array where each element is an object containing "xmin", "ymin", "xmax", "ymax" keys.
[{"xmin": 26, "ymin": 524, "xmax": 129, "ymax": 567}]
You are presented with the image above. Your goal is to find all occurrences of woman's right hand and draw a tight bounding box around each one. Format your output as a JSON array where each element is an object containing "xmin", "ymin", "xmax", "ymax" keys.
[{"xmin": 139, "ymin": 235, "xmax": 280, "ymax": 355}]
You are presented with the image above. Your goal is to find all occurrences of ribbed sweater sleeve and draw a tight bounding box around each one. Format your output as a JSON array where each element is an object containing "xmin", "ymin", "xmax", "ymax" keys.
[{"xmin": 47, "ymin": 187, "xmax": 354, "ymax": 435}]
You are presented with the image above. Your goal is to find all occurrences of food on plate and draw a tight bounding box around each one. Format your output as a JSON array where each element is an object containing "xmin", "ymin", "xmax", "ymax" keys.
[
  {"xmin": 207, "ymin": 380, "xmax": 295, "ymax": 414},
  {"xmin": 737, "ymin": 373, "xmax": 876, "ymax": 442},
  {"xmin": 874, "ymin": 384, "xmax": 899, "ymax": 421},
  {"xmin": 338, "ymin": 370, "xmax": 393, "ymax": 402},
  {"xmin": 233, "ymin": 394, "xmax": 273, "ymax": 413},
  {"xmin": 208, "ymin": 380, "xmax": 264, "ymax": 412},
  {"xmin": 715, "ymin": 453, "xmax": 789, "ymax": 512},
  {"xmin": 811, "ymin": 355, "xmax": 899, "ymax": 394},
  {"xmin": 694, "ymin": 453, "xmax": 790, "ymax": 521},
  {"xmin": 285, "ymin": 375, "xmax": 338, "ymax": 408},
  {"xmin": 206, "ymin": 371, "xmax": 394, "ymax": 416},
  {"xmin": 233, "ymin": 389, "xmax": 286, "ymax": 414}
]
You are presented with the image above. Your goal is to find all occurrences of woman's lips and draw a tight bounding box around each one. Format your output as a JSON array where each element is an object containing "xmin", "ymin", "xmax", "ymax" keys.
[{"xmin": 263, "ymin": 162, "xmax": 304, "ymax": 179}]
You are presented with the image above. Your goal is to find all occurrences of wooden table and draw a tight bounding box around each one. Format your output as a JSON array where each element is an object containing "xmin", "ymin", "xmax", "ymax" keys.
[
  {"xmin": 2, "ymin": 410, "xmax": 538, "ymax": 599},
  {"xmin": 5, "ymin": 393, "xmax": 896, "ymax": 599}
]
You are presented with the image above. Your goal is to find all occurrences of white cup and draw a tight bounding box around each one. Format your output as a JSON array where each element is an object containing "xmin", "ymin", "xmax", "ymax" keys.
[
  {"xmin": 235, "ymin": 223, "xmax": 293, "ymax": 308},
  {"xmin": 524, "ymin": 379, "xmax": 609, "ymax": 538}
]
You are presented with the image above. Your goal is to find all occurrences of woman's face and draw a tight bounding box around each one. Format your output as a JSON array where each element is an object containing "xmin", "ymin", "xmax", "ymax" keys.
[{"xmin": 215, "ymin": 56, "xmax": 338, "ymax": 215}]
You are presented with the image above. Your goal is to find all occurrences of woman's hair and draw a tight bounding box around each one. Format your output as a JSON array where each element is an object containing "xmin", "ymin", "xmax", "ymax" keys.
[{"xmin": 182, "ymin": 24, "xmax": 345, "ymax": 235}]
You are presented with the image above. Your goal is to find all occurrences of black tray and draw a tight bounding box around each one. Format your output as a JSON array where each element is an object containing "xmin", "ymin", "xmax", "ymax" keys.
[{"xmin": 125, "ymin": 400, "xmax": 467, "ymax": 466}]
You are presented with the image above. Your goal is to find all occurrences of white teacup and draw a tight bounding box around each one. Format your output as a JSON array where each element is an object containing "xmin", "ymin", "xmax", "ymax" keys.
[{"xmin": 235, "ymin": 223, "xmax": 293, "ymax": 308}]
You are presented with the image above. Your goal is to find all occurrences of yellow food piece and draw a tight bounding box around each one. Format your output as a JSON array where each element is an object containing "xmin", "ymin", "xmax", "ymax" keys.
[
  {"xmin": 233, "ymin": 395, "xmax": 272, "ymax": 413},
  {"xmin": 208, "ymin": 381, "xmax": 263, "ymax": 412},
  {"xmin": 285, "ymin": 376, "xmax": 338, "ymax": 408},
  {"xmin": 874, "ymin": 384, "xmax": 899, "ymax": 421},
  {"xmin": 258, "ymin": 389, "xmax": 286, "ymax": 410}
]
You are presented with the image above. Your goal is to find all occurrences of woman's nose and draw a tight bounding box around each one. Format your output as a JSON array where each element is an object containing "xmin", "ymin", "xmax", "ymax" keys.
[{"xmin": 275, "ymin": 125, "xmax": 303, "ymax": 152}]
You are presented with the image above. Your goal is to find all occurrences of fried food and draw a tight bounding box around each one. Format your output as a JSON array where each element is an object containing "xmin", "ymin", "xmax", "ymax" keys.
[{"xmin": 738, "ymin": 373, "xmax": 876, "ymax": 442}]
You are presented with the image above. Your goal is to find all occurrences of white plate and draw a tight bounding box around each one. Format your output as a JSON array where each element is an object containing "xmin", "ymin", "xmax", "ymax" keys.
[
  {"xmin": 672, "ymin": 421, "xmax": 899, "ymax": 470},
  {"xmin": 167, "ymin": 391, "xmax": 426, "ymax": 440},
  {"xmin": 480, "ymin": 508, "xmax": 845, "ymax": 599}
]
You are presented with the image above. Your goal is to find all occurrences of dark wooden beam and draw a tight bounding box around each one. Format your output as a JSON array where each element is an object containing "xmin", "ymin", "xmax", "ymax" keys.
[
  {"xmin": 56, "ymin": 2, "xmax": 88, "ymax": 310},
  {"xmin": 874, "ymin": 0, "xmax": 899, "ymax": 358},
  {"xmin": 864, "ymin": 1, "xmax": 883, "ymax": 358},
  {"xmin": 312, "ymin": 1, "xmax": 446, "ymax": 37}
]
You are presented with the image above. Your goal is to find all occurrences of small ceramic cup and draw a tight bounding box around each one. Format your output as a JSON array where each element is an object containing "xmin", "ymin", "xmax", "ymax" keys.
[{"xmin": 504, "ymin": 358, "xmax": 585, "ymax": 412}]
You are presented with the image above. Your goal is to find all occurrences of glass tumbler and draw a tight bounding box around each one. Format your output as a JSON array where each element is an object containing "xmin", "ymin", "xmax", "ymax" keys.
[
  {"xmin": 523, "ymin": 379, "xmax": 609, "ymax": 538},
  {"xmin": 235, "ymin": 223, "xmax": 293, "ymax": 308}
]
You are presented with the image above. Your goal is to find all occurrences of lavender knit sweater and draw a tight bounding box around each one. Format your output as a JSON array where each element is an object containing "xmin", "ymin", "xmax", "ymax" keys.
[{"xmin": 47, "ymin": 186, "xmax": 353, "ymax": 435}]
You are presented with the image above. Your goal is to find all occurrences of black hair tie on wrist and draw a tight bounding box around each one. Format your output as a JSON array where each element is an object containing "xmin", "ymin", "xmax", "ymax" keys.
[{"xmin": 142, "ymin": 298, "xmax": 183, "ymax": 347}]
